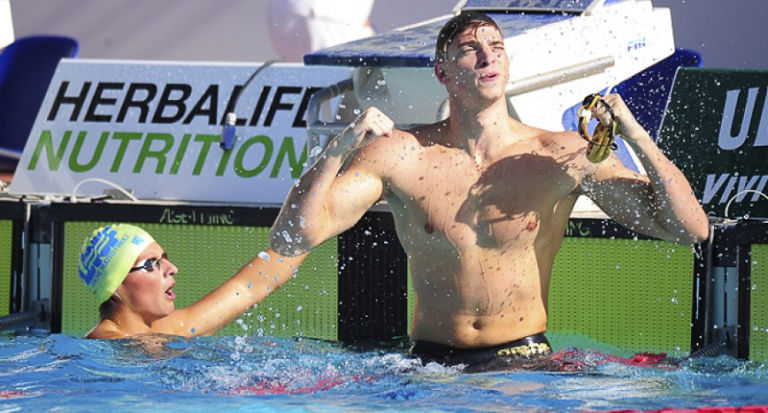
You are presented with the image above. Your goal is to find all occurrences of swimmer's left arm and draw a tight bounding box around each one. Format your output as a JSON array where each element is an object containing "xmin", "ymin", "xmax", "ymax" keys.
[
  {"xmin": 583, "ymin": 94, "xmax": 709, "ymax": 245},
  {"xmin": 150, "ymin": 248, "xmax": 307, "ymax": 337}
]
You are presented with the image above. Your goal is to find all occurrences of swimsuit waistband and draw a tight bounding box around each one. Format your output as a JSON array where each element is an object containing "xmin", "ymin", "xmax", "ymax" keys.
[
  {"xmin": 494, "ymin": 333, "xmax": 552, "ymax": 357},
  {"xmin": 410, "ymin": 332, "xmax": 552, "ymax": 367}
]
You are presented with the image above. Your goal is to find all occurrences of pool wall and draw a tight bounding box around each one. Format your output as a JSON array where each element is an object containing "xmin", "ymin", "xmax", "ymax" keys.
[
  {"xmin": 0, "ymin": 200, "xmax": 26, "ymax": 325},
  {"xmin": 5, "ymin": 199, "xmax": 767, "ymax": 362},
  {"xmin": 751, "ymin": 244, "xmax": 768, "ymax": 360}
]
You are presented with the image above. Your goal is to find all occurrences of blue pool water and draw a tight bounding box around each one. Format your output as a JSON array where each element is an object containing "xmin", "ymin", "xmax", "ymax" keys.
[{"xmin": 1, "ymin": 333, "xmax": 768, "ymax": 412}]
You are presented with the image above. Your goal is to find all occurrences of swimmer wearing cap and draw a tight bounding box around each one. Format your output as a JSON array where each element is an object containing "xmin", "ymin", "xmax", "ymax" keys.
[{"xmin": 79, "ymin": 224, "xmax": 307, "ymax": 339}]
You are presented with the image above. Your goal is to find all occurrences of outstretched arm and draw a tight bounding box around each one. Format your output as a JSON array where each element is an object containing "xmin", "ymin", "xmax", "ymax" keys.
[
  {"xmin": 583, "ymin": 94, "xmax": 709, "ymax": 245},
  {"xmin": 270, "ymin": 107, "xmax": 395, "ymax": 256},
  {"xmin": 151, "ymin": 248, "xmax": 307, "ymax": 337}
]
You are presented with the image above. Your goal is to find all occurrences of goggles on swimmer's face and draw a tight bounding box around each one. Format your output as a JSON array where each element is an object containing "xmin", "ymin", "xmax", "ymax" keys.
[{"xmin": 129, "ymin": 253, "xmax": 168, "ymax": 273}]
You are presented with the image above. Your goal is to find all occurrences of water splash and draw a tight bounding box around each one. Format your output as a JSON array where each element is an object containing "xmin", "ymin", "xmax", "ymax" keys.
[{"xmin": 3, "ymin": 335, "xmax": 768, "ymax": 411}]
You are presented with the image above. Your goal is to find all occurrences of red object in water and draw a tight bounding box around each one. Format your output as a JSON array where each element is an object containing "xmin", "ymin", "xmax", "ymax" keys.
[
  {"xmin": 0, "ymin": 390, "xmax": 30, "ymax": 399},
  {"xmin": 551, "ymin": 348, "xmax": 676, "ymax": 371},
  {"xmin": 224, "ymin": 374, "xmax": 370, "ymax": 396},
  {"xmin": 580, "ymin": 406, "xmax": 768, "ymax": 413}
]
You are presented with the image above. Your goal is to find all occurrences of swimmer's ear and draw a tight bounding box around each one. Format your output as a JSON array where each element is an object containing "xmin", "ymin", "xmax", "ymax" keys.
[
  {"xmin": 111, "ymin": 287, "xmax": 125, "ymax": 303},
  {"xmin": 435, "ymin": 63, "xmax": 449, "ymax": 84}
]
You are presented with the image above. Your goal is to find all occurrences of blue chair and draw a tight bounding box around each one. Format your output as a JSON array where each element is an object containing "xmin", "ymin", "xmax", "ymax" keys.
[{"xmin": 0, "ymin": 35, "xmax": 79, "ymax": 171}]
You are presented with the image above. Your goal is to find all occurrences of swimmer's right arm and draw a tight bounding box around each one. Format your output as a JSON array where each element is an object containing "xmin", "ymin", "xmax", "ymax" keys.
[{"xmin": 270, "ymin": 107, "xmax": 394, "ymax": 256}]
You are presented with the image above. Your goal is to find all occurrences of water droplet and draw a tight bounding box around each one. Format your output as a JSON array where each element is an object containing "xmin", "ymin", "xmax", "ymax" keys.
[{"xmin": 258, "ymin": 251, "xmax": 271, "ymax": 262}]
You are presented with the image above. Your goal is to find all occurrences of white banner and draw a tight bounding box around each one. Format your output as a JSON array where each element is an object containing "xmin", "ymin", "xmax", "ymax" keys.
[{"xmin": 10, "ymin": 59, "xmax": 351, "ymax": 206}]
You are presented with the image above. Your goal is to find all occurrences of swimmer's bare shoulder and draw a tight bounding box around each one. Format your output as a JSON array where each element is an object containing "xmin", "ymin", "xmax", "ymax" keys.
[
  {"xmin": 407, "ymin": 122, "xmax": 448, "ymax": 144},
  {"xmin": 516, "ymin": 121, "xmax": 578, "ymax": 149},
  {"xmin": 348, "ymin": 125, "xmax": 431, "ymax": 177},
  {"xmin": 525, "ymin": 126, "xmax": 593, "ymax": 170},
  {"xmin": 84, "ymin": 321, "xmax": 127, "ymax": 339}
]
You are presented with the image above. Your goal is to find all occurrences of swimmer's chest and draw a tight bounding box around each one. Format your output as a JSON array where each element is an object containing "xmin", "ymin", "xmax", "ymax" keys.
[{"xmin": 387, "ymin": 148, "xmax": 574, "ymax": 246}]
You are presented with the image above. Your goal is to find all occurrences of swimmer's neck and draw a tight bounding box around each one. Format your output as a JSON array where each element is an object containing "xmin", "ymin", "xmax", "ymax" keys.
[
  {"xmin": 95, "ymin": 308, "xmax": 155, "ymax": 338},
  {"xmin": 443, "ymin": 102, "xmax": 522, "ymax": 162}
]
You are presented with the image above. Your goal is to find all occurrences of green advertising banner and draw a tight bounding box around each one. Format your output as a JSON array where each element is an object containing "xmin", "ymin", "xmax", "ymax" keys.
[{"xmin": 658, "ymin": 68, "xmax": 768, "ymax": 219}]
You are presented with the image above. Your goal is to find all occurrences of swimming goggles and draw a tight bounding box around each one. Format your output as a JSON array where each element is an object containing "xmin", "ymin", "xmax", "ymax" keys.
[
  {"xmin": 129, "ymin": 253, "xmax": 168, "ymax": 273},
  {"xmin": 577, "ymin": 93, "xmax": 621, "ymax": 163}
]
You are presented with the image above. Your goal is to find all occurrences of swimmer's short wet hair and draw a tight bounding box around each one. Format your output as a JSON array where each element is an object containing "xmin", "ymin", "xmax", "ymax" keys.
[{"xmin": 435, "ymin": 11, "xmax": 501, "ymax": 63}]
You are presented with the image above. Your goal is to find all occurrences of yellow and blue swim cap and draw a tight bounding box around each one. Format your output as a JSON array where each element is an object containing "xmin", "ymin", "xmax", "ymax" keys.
[{"xmin": 79, "ymin": 224, "xmax": 155, "ymax": 303}]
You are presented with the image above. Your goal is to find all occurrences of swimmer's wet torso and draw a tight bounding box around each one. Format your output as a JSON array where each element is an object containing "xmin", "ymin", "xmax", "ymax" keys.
[
  {"xmin": 378, "ymin": 120, "xmax": 587, "ymax": 349},
  {"xmin": 274, "ymin": 107, "xmax": 595, "ymax": 349},
  {"xmin": 271, "ymin": 11, "xmax": 708, "ymax": 358}
]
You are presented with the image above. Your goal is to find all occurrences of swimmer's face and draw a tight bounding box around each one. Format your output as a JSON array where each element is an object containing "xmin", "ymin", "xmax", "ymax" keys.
[
  {"xmin": 116, "ymin": 242, "xmax": 178, "ymax": 323},
  {"xmin": 435, "ymin": 24, "xmax": 509, "ymax": 103}
]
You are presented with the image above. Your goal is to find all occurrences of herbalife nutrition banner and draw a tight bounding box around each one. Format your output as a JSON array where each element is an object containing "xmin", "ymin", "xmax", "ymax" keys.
[
  {"xmin": 658, "ymin": 68, "xmax": 768, "ymax": 218},
  {"xmin": 9, "ymin": 59, "xmax": 351, "ymax": 206}
]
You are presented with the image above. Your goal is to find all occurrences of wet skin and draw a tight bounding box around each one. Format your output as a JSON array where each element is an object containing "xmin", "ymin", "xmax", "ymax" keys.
[{"xmin": 271, "ymin": 23, "xmax": 709, "ymax": 349}]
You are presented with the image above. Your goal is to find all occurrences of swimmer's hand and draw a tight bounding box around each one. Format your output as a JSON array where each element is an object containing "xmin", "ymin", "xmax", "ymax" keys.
[
  {"xmin": 332, "ymin": 107, "xmax": 394, "ymax": 154},
  {"xmin": 578, "ymin": 93, "xmax": 620, "ymax": 163},
  {"xmin": 589, "ymin": 94, "xmax": 646, "ymax": 144}
]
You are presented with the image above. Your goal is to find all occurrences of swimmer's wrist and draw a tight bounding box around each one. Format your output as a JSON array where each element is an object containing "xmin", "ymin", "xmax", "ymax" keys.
[
  {"xmin": 620, "ymin": 124, "xmax": 651, "ymax": 145},
  {"xmin": 326, "ymin": 137, "xmax": 352, "ymax": 157},
  {"xmin": 327, "ymin": 128, "xmax": 362, "ymax": 157}
]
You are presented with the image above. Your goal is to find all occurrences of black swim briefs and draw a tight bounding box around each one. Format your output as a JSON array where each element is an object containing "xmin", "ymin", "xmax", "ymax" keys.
[{"xmin": 409, "ymin": 333, "xmax": 555, "ymax": 373}]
